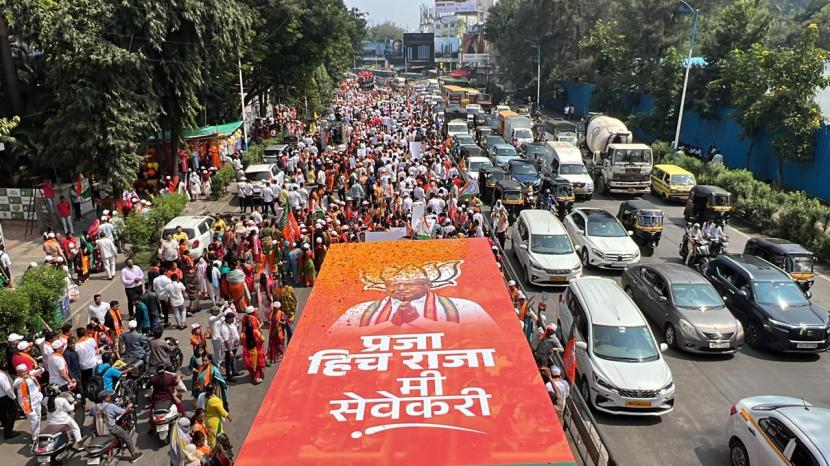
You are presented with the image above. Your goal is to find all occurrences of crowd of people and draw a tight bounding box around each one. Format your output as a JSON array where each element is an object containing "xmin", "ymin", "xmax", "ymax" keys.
[{"xmin": 1, "ymin": 75, "xmax": 575, "ymax": 464}]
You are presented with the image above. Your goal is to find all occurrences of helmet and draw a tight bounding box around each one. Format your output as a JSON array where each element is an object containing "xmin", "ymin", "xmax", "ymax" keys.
[{"xmin": 545, "ymin": 189, "xmax": 551, "ymax": 194}]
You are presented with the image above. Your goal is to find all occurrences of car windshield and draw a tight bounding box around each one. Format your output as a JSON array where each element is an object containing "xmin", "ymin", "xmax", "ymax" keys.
[
  {"xmin": 711, "ymin": 193, "xmax": 731, "ymax": 206},
  {"xmin": 456, "ymin": 136, "xmax": 474, "ymax": 144},
  {"xmin": 559, "ymin": 163, "xmax": 587, "ymax": 175},
  {"xmin": 503, "ymin": 191, "xmax": 522, "ymax": 200},
  {"xmin": 448, "ymin": 123, "xmax": 467, "ymax": 133},
  {"xmin": 586, "ymin": 216, "xmax": 627, "ymax": 237},
  {"xmin": 671, "ymin": 174, "xmax": 695, "ymax": 185},
  {"xmin": 468, "ymin": 160, "xmax": 492, "ymax": 171},
  {"xmin": 790, "ymin": 255, "xmax": 814, "ymax": 273},
  {"xmin": 637, "ymin": 213, "xmax": 663, "ymax": 227},
  {"xmin": 592, "ymin": 325, "xmax": 659, "ymax": 362},
  {"xmin": 514, "ymin": 129, "xmax": 533, "ymax": 139},
  {"xmin": 525, "ymin": 146, "xmax": 545, "ymax": 156},
  {"xmin": 512, "ymin": 164, "xmax": 537, "ymax": 175},
  {"xmin": 671, "ymin": 284, "xmax": 723, "ymax": 309},
  {"xmin": 530, "ymin": 234, "xmax": 573, "ymax": 255},
  {"xmin": 162, "ymin": 228, "xmax": 195, "ymax": 239},
  {"xmin": 753, "ymin": 281, "xmax": 810, "ymax": 307},
  {"xmin": 246, "ymin": 171, "xmax": 271, "ymax": 181},
  {"xmin": 496, "ymin": 147, "xmax": 517, "ymax": 156}
]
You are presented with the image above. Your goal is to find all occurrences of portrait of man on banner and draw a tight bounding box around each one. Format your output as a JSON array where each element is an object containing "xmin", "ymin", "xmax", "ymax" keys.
[{"xmin": 331, "ymin": 260, "xmax": 495, "ymax": 331}]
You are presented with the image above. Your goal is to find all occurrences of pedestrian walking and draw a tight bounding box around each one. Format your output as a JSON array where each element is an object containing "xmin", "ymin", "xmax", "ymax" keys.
[{"xmin": 121, "ymin": 257, "xmax": 144, "ymax": 319}]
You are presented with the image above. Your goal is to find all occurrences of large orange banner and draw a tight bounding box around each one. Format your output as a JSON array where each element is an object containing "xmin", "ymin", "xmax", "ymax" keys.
[{"xmin": 236, "ymin": 238, "xmax": 576, "ymax": 466}]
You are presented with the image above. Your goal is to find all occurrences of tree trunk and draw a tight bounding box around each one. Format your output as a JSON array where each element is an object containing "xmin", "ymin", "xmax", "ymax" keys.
[
  {"xmin": 0, "ymin": 17, "xmax": 23, "ymax": 115},
  {"xmin": 170, "ymin": 126, "xmax": 180, "ymax": 179},
  {"xmin": 745, "ymin": 137, "xmax": 755, "ymax": 169},
  {"xmin": 776, "ymin": 159, "xmax": 784, "ymax": 189}
]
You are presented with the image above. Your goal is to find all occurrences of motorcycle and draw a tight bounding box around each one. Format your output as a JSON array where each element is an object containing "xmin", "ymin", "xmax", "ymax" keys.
[
  {"xmin": 165, "ymin": 337, "xmax": 183, "ymax": 371},
  {"xmin": 149, "ymin": 399, "xmax": 180, "ymax": 444},
  {"xmin": 32, "ymin": 390, "xmax": 82, "ymax": 465},
  {"xmin": 679, "ymin": 234, "xmax": 712, "ymax": 274},
  {"xmin": 84, "ymin": 396, "xmax": 136, "ymax": 466}
]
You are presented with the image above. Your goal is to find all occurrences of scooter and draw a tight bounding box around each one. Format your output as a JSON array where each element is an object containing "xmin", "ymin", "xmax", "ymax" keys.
[
  {"xmin": 149, "ymin": 399, "xmax": 180, "ymax": 444},
  {"xmin": 165, "ymin": 337, "xmax": 183, "ymax": 370},
  {"xmin": 32, "ymin": 390, "xmax": 81, "ymax": 465},
  {"xmin": 85, "ymin": 397, "xmax": 136, "ymax": 466}
]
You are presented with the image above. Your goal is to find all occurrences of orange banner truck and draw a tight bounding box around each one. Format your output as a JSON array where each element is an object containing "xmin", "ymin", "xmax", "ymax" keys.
[{"xmin": 235, "ymin": 238, "xmax": 576, "ymax": 466}]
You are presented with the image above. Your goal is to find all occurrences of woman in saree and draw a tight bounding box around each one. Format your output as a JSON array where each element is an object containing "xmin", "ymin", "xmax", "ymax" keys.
[
  {"xmin": 78, "ymin": 231, "xmax": 94, "ymax": 281},
  {"xmin": 266, "ymin": 302, "xmax": 286, "ymax": 365},
  {"xmin": 224, "ymin": 261, "xmax": 249, "ymax": 309},
  {"xmin": 194, "ymin": 354, "xmax": 228, "ymax": 409},
  {"xmin": 273, "ymin": 282, "xmax": 297, "ymax": 345},
  {"xmin": 240, "ymin": 306, "xmax": 265, "ymax": 384}
]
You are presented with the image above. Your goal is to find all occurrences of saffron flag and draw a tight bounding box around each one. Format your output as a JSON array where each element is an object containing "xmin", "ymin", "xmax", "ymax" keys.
[
  {"xmin": 563, "ymin": 334, "xmax": 577, "ymax": 384},
  {"xmin": 282, "ymin": 210, "xmax": 301, "ymax": 244}
]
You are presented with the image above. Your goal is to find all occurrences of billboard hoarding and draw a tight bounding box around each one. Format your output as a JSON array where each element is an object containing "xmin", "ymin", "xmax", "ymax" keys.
[
  {"xmin": 434, "ymin": 36, "xmax": 460, "ymax": 59},
  {"xmin": 461, "ymin": 53, "xmax": 490, "ymax": 63},
  {"xmin": 435, "ymin": 0, "xmax": 478, "ymax": 15},
  {"xmin": 235, "ymin": 238, "xmax": 576, "ymax": 466},
  {"xmin": 461, "ymin": 33, "xmax": 486, "ymax": 54},
  {"xmin": 404, "ymin": 32, "xmax": 435, "ymax": 65}
]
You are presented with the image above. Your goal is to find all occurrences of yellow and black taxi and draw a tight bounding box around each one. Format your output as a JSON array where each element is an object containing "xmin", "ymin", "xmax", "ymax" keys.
[
  {"xmin": 683, "ymin": 185, "xmax": 732, "ymax": 224},
  {"xmin": 651, "ymin": 164, "xmax": 696, "ymax": 201},
  {"xmin": 744, "ymin": 237, "xmax": 816, "ymax": 292}
]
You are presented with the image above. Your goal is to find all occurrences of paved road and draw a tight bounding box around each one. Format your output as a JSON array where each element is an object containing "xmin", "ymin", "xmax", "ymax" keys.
[{"xmin": 493, "ymin": 191, "xmax": 830, "ymax": 466}]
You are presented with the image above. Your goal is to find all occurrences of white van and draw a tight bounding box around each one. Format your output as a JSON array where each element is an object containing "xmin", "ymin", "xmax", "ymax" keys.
[
  {"xmin": 557, "ymin": 277, "xmax": 675, "ymax": 416},
  {"xmin": 544, "ymin": 141, "xmax": 594, "ymax": 199},
  {"xmin": 510, "ymin": 209, "xmax": 581, "ymax": 286}
]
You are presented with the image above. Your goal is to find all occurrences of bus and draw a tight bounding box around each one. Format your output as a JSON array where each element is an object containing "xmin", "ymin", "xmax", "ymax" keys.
[{"xmin": 235, "ymin": 238, "xmax": 576, "ymax": 466}]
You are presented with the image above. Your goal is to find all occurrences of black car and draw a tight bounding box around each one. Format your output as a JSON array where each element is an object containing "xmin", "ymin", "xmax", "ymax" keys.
[
  {"xmin": 703, "ymin": 254, "xmax": 829, "ymax": 353},
  {"xmin": 522, "ymin": 143, "xmax": 548, "ymax": 170}
]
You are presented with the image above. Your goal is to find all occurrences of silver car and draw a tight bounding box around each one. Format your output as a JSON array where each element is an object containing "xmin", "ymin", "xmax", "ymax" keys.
[{"xmin": 621, "ymin": 263, "xmax": 744, "ymax": 354}]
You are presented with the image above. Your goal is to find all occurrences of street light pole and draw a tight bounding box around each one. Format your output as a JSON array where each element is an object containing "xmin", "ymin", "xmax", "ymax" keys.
[
  {"xmin": 238, "ymin": 57, "xmax": 248, "ymax": 152},
  {"xmin": 672, "ymin": 0, "xmax": 699, "ymax": 150},
  {"xmin": 525, "ymin": 40, "xmax": 541, "ymax": 113}
]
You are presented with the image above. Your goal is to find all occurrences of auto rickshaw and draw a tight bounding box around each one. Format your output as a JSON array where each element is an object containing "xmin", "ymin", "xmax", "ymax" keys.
[
  {"xmin": 492, "ymin": 179, "xmax": 526, "ymax": 221},
  {"xmin": 683, "ymin": 185, "xmax": 732, "ymax": 224},
  {"xmin": 617, "ymin": 199, "xmax": 664, "ymax": 256},
  {"xmin": 744, "ymin": 237, "xmax": 816, "ymax": 291},
  {"xmin": 478, "ymin": 166, "xmax": 508, "ymax": 200},
  {"xmin": 540, "ymin": 177, "xmax": 575, "ymax": 220},
  {"xmin": 532, "ymin": 120, "xmax": 547, "ymax": 142},
  {"xmin": 475, "ymin": 126, "xmax": 493, "ymax": 146}
]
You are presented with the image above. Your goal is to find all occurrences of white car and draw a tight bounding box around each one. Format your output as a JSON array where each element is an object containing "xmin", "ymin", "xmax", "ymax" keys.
[
  {"xmin": 243, "ymin": 163, "xmax": 284, "ymax": 198},
  {"xmin": 446, "ymin": 119, "xmax": 468, "ymax": 138},
  {"xmin": 511, "ymin": 210, "xmax": 581, "ymax": 286},
  {"xmin": 558, "ymin": 277, "xmax": 674, "ymax": 416},
  {"xmin": 728, "ymin": 396, "xmax": 830, "ymax": 466},
  {"xmin": 564, "ymin": 208, "xmax": 640, "ymax": 269},
  {"xmin": 161, "ymin": 216, "xmax": 214, "ymax": 258},
  {"xmin": 465, "ymin": 156, "xmax": 493, "ymax": 181}
]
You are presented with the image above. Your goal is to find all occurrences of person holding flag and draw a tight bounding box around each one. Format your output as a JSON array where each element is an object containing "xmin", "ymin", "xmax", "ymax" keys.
[{"xmin": 14, "ymin": 364, "xmax": 44, "ymax": 443}]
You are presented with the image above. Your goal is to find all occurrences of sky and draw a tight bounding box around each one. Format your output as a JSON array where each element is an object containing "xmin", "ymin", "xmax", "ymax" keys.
[{"xmin": 344, "ymin": 0, "xmax": 421, "ymax": 30}]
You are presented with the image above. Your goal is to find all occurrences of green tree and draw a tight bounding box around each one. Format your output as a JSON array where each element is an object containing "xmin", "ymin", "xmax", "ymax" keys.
[
  {"xmin": 366, "ymin": 20, "xmax": 405, "ymax": 42},
  {"xmin": 721, "ymin": 23, "xmax": 829, "ymax": 184},
  {"xmin": 628, "ymin": 47, "xmax": 684, "ymax": 141},
  {"xmin": 579, "ymin": 19, "xmax": 628, "ymax": 114}
]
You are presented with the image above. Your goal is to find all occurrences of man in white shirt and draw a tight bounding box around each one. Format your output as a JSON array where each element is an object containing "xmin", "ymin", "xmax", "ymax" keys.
[
  {"xmin": 96, "ymin": 233, "xmax": 118, "ymax": 280},
  {"xmin": 239, "ymin": 178, "xmax": 254, "ymax": 213},
  {"xmin": 261, "ymin": 181, "xmax": 274, "ymax": 216},
  {"xmin": 0, "ymin": 367, "xmax": 18, "ymax": 438},
  {"xmin": 208, "ymin": 305, "xmax": 226, "ymax": 364},
  {"xmin": 47, "ymin": 339, "xmax": 75, "ymax": 392},
  {"xmin": 166, "ymin": 275, "xmax": 187, "ymax": 329},
  {"xmin": 288, "ymin": 187, "xmax": 302, "ymax": 210},
  {"xmin": 153, "ymin": 271, "xmax": 172, "ymax": 327},
  {"xmin": 88, "ymin": 294, "xmax": 110, "ymax": 323},
  {"xmin": 74, "ymin": 328, "xmax": 99, "ymax": 402},
  {"xmin": 220, "ymin": 312, "xmax": 241, "ymax": 381},
  {"xmin": 298, "ymin": 183, "xmax": 309, "ymax": 210}
]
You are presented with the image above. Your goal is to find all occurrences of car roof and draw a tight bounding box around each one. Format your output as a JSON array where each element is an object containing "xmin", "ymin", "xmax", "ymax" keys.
[
  {"xmin": 717, "ymin": 254, "xmax": 792, "ymax": 281},
  {"xmin": 509, "ymin": 159, "xmax": 532, "ymax": 166},
  {"xmin": 644, "ymin": 263, "xmax": 709, "ymax": 284},
  {"xmin": 481, "ymin": 166, "xmax": 506, "ymax": 174},
  {"xmin": 494, "ymin": 143, "xmax": 515, "ymax": 149},
  {"xmin": 571, "ymin": 277, "xmax": 644, "ymax": 326},
  {"xmin": 265, "ymin": 144, "xmax": 287, "ymax": 150},
  {"xmin": 496, "ymin": 179, "xmax": 523, "ymax": 189},
  {"xmin": 245, "ymin": 164, "xmax": 275, "ymax": 172},
  {"xmin": 467, "ymin": 156, "xmax": 491, "ymax": 163},
  {"xmin": 778, "ymin": 406, "xmax": 830, "ymax": 457},
  {"xmin": 520, "ymin": 210, "xmax": 567, "ymax": 233},
  {"xmin": 749, "ymin": 237, "xmax": 813, "ymax": 255},
  {"xmin": 653, "ymin": 164, "xmax": 693, "ymax": 175},
  {"xmin": 576, "ymin": 207, "xmax": 615, "ymax": 221},
  {"xmin": 163, "ymin": 216, "xmax": 213, "ymax": 229}
]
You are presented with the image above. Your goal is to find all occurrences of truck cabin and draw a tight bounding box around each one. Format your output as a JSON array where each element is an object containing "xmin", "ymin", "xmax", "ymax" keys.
[{"xmin": 608, "ymin": 147, "xmax": 652, "ymax": 165}]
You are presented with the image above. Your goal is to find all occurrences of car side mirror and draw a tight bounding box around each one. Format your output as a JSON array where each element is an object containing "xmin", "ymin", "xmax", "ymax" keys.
[
  {"xmin": 575, "ymin": 341, "xmax": 588, "ymax": 351},
  {"xmin": 627, "ymin": 230, "xmax": 634, "ymax": 236},
  {"xmin": 737, "ymin": 290, "xmax": 748, "ymax": 298},
  {"xmin": 519, "ymin": 243, "xmax": 528, "ymax": 250},
  {"xmin": 805, "ymin": 290, "xmax": 813, "ymax": 299},
  {"xmin": 659, "ymin": 343, "xmax": 669, "ymax": 353},
  {"xmin": 658, "ymin": 295, "xmax": 668, "ymax": 303}
]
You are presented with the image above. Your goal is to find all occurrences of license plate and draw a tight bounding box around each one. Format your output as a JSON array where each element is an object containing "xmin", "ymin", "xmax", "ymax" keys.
[
  {"xmin": 626, "ymin": 188, "xmax": 636, "ymax": 192},
  {"xmin": 550, "ymin": 275, "xmax": 567, "ymax": 282},
  {"xmin": 797, "ymin": 343, "xmax": 818, "ymax": 349},
  {"xmin": 625, "ymin": 400, "xmax": 652, "ymax": 408},
  {"xmin": 709, "ymin": 341, "xmax": 730, "ymax": 349},
  {"xmin": 37, "ymin": 456, "xmax": 50, "ymax": 464},
  {"xmin": 87, "ymin": 458, "xmax": 101, "ymax": 465},
  {"xmin": 574, "ymin": 188, "xmax": 585, "ymax": 193}
]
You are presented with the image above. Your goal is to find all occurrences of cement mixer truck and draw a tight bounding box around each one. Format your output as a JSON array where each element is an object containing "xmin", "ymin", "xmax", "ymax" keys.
[{"xmin": 581, "ymin": 114, "xmax": 653, "ymax": 195}]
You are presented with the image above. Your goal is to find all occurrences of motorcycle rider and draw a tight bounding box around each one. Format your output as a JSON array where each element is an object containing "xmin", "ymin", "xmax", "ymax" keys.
[
  {"xmin": 122, "ymin": 320, "xmax": 150, "ymax": 365},
  {"xmin": 539, "ymin": 189, "xmax": 556, "ymax": 212},
  {"xmin": 149, "ymin": 365, "xmax": 186, "ymax": 421},
  {"xmin": 684, "ymin": 223, "xmax": 704, "ymax": 266},
  {"xmin": 148, "ymin": 327, "xmax": 174, "ymax": 370},
  {"xmin": 705, "ymin": 220, "xmax": 727, "ymax": 255},
  {"xmin": 89, "ymin": 390, "xmax": 142, "ymax": 463},
  {"xmin": 43, "ymin": 384, "xmax": 82, "ymax": 450}
]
